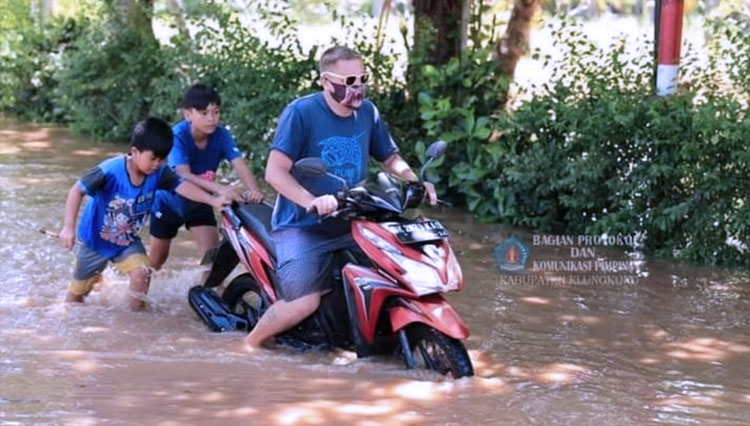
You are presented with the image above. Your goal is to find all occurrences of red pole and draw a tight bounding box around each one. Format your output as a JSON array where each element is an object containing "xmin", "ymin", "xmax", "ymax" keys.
[{"xmin": 656, "ymin": 0, "xmax": 684, "ymax": 96}]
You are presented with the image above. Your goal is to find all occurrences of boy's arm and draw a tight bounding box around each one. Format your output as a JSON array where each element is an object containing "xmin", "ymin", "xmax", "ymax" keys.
[
  {"xmin": 174, "ymin": 165, "xmax": 225, "ymax": 194},
  {"xmin": 170, "ymin": 134, "xmax": 241, "ymax": 201},
  {"xmin": 175, "ymin": 181, "xmax": 229, "ymax": 209},
  {"xmin": 230, "ymin": 158, "xmax": 263, "ymax": 202},
  {"xmin": 59, "ymin": 184, "xmax": 85, "ymax": 250},
  {"xmin": 381, "ymin": 154, "xmax": 437, "ymax": 205}
]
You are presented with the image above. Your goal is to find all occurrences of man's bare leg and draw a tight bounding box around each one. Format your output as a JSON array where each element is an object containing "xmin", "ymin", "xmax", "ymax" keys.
[{"xmin": 245, "ymin": 292, "xmax": 321, "ymax": 349}]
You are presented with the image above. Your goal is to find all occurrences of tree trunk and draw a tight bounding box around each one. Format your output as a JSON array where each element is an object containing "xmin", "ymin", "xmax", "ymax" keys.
[
  {"xmin": 413, "ymin": 0, "xmax": 464, "ymax": 65},
  {"xmin": 41, "ymin": 0, "xmax": 54, "ymax": 23},
  {"xmin": 108, "ymin": 0, "xmax": 156, "ymax": 41},
  {"xmin": 459, "ymin": 0, "xmax": 471, "ymax": 51},
  {"xmin": 167, "ymin": 0, "xmax": 189, "ymax": 40},
  {"xmin": 494, "ymin": 0, "xmax": 539, "ymax": 79},
  {"xmin": 30, "ymin": 0, "xmax": 54, "ymax": 26}
]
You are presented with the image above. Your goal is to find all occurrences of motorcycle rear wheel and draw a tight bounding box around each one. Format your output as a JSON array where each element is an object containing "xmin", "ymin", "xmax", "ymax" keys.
[
  {"xmin": 222, "ymin": 274, "xmax": 270, "ymax": 329},
  {"xmin": 406, "ymin": 323, "xmax": 474, "ymax": 378}
]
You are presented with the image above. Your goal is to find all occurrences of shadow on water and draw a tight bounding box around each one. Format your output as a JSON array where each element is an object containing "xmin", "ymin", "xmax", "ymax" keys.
[{"xmin": 2, "ymin": 117, "xmax": 750, "ymax": 425}]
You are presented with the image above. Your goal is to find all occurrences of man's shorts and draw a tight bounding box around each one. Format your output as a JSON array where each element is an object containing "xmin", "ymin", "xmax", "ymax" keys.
[
  {"xmin": 68, "ymin": 241, "xmax": 149, "ymax": 296},
  {"xmin": 273, "ymin": 228, "xmax": 360, "ymax": 301},
  {"xmin": 150, "ymin": 199, "xmax": 217, "ymax": 239}
]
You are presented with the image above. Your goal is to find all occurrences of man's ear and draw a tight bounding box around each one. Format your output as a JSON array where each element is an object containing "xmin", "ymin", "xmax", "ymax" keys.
[{"xmin": 183, "ymin": 108, "xmax": 192, "ymax": 122}]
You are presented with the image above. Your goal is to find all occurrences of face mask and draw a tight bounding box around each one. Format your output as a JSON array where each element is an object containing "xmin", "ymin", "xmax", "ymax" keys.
[{"xmin": 329, "ymin": 81, "xmax": 366, "ymax": 110}]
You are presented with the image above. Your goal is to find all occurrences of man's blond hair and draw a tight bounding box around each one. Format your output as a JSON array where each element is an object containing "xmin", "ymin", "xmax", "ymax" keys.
[{"xmin": 319, "ymin": 46, "xmax": 362, "ymax": 73}]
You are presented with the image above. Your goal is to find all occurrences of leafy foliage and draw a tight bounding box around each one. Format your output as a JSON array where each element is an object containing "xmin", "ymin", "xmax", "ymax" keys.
[
  {"xmin": 0, "ymin": 15, "xmax": 80, "ymax": 121},
  {"xmin": 424, "ymin": 18, "xmax": 750, "ymax": 266},
  {"xmin": 3, "ymin": 5, "xmax": 750, "ymax": 266},
  {"xmin": 58, "ymin": 24, "xmax": 167, "ymax": 140}
]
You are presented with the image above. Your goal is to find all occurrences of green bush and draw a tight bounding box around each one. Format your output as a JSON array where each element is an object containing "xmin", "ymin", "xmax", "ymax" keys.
[
  {"xmin": 56, "ymin": 20, "xmax": 167, "ymax": 141},
  {"xmin": 426, "ymin": 18, "xmax": 750, "ymax": 266},
  {"xmin": 4, "ymin": 6, "xmax": 750, "ymax": 267},
  {"xmin": 152, "ymin": 4, "xmax": 321, "ymax": 170},
  {"xmin": 0, "ymin": 17, "xmax": 80, "ymax": 122}
]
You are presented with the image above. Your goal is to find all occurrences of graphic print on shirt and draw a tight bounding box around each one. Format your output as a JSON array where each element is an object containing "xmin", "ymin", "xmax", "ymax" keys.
[
  {"xmin": 99, "ymin": 195, "xmax": 149, "ymax": 246},
  {"xmin": 319, "ymin": 132, "xmax": 364, "ymax": 186}
]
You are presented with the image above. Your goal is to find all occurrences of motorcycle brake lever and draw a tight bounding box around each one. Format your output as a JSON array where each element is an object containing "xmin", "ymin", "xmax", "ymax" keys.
[
  {"xmin": 436, "ymin": 199, "xmax": 453, "ymax": 207},
  {"xmin": 329, "ymin": 206, "xmax": 355, "ymax": 219}
]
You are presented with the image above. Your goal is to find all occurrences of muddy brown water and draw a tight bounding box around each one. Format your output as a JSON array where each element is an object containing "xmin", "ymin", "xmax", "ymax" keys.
[{"xmin": 2, "ymin": 117, "xmax": 750, "ymax": 425}]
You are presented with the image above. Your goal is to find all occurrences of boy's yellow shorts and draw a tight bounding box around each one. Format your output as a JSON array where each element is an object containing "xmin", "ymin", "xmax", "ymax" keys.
[{"xmin": 68, "ymin": 242, "xmax": 150, "ymax": 296}]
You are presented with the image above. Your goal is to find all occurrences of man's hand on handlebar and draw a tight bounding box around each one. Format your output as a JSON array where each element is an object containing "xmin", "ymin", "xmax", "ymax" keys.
[
  {"xmin": 307, "ymin": 194, "xmax": 338, "ymax": 216},
  {"xmin": 423, "ymin": 181, "xmax": 437, "ymax": 206}
]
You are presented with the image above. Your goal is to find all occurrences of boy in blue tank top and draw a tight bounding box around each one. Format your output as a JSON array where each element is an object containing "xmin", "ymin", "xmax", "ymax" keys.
[
  {"xmin": 58, "ymin": 117, "xmax": 229, "ymax": 310},
  {"xmin": 245, "ymin": 46, "xmax": 437, "ymax": 349},
  {"xmin": 148, "ymin": 85, "xmax": 263, "ymax": 270}
]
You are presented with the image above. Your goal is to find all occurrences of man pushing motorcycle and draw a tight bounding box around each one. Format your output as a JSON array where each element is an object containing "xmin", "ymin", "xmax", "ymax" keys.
[{"xmin": 245, "ymin": 46, "xmax": 437, "ymax": 350}]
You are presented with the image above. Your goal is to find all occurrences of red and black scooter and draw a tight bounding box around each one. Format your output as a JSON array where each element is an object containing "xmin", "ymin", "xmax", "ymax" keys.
[{"xmin": 189, "ymin": 141, "xmax": 473, "ymax": 377}]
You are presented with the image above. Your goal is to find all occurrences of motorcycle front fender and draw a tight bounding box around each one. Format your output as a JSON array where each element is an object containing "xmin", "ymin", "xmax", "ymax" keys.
[{"xmin": 389, "ymin": 294, "xmax": 470, "ymax": 340}]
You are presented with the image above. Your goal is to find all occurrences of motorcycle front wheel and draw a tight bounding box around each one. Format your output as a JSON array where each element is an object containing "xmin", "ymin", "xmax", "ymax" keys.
[
  {"xmin": 405, "ymin": 323, "xmax": 474, "ymax": 378},
  {"xmin": 222, "ymin": 274, "xmax": 270, "ymax": 329}
]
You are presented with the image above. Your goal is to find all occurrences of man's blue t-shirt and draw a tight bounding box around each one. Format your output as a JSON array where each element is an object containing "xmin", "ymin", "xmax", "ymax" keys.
[
  {"xmin": 153, "ymin": 120, "xmax": 242, "ymax": 216},
  {"xmin": 271, "ymin": 92, "xmax": 398, "ymax": 232},
  {"xmin": 77, "ymin": 155, "xmax": 181, "ymax": 258}
]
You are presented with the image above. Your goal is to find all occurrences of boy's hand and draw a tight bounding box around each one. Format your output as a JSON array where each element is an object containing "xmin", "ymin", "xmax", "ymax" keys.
[
  {"xmin": 242, "ymin": 189, "xmax": 264, "ymax": 204},
  {"xmin": 59, "ymin": 226, "xmax": 75, "ymax": 250},
  {"xmin": 211, "ymin": 194, "xmax": 231, "ymax": 209},
  {"xmin": 423, "ymin": 182, "xmax": 437, "ymax": 206},
  {"xmin": 218, "ymin": 185, "xmax": 243, "ymax": 202}
]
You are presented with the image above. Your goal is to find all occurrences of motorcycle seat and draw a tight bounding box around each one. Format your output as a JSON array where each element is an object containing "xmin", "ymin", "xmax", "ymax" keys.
[{"xmin": 234, "ymin": 203, "xmax": 277, "ymax": 260}]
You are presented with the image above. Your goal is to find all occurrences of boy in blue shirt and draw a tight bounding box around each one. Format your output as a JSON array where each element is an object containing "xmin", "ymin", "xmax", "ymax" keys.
[
  {"xmin": 148, "ymin": 85, "xmax": 263, "ymax": 270},
  {"xmin": 244, "ymin": 46, "xmax": 437, "ymax": 349},
  {"xmin": 59, "ymin": 117, "xmax": 229, "ymax": 310}
]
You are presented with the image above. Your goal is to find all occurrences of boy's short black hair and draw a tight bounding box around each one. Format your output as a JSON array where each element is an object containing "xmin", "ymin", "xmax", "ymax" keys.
[
  {"xmin": 131, "ymin": 117, "xmax": 173, "ymax": 159},
  {"xmin": 182, "ymin": 84, "xmax": 222, "ymax": 110}
]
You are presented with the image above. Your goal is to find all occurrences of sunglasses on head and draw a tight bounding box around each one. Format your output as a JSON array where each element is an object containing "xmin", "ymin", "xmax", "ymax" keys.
[{"xmin": 322, "ymin": 71, "xmax": 370, "ymax": 86}]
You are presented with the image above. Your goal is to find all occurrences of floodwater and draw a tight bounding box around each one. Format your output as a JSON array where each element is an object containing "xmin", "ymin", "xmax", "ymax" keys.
[{"xmin": 2, "ymin": 117, "xmax": 750, "ymax": 425}]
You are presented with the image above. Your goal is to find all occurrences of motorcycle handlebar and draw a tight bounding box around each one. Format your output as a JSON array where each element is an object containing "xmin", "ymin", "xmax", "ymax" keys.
[
  {"xmin": 304, "ymin": 180, "xmax": 436, "ymax": 218},
  {"xmin": 306, "ymin": 191, "xmax": 349, "ymax": 217}
]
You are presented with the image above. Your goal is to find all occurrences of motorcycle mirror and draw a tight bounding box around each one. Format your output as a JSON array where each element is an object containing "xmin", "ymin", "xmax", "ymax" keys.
[
  {"xmin": 419, "ymin": 140, "xmax": 448, "ymax": 180},
  {"xmin": 425, "ymin": 140, "xmax": 448, "ymax": 161},
  {"xmin": 293, "ymin": 157, "xmax": 328, "ymax": 178}
]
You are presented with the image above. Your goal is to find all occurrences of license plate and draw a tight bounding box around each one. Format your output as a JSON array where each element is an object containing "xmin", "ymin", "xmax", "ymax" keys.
[{"xmin": 383, "ymin": 220, "xmax": 449, "ymax": 244}]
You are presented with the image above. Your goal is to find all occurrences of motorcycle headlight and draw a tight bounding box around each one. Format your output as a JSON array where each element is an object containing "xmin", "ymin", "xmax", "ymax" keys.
[
  {"xmin": 384, "ymin": 251, "xmax": 446, "ymax": 296},
  {"xmin": 359, "ymin": 224, "xmax": 446, "ymax": 295},
  {"xmin": 445, "ymin": 249, "xmax": 463, "ymax": 291},
  {"xmin": 360, "ymin": 227, "xmax": 402, "ymax": 254}
]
